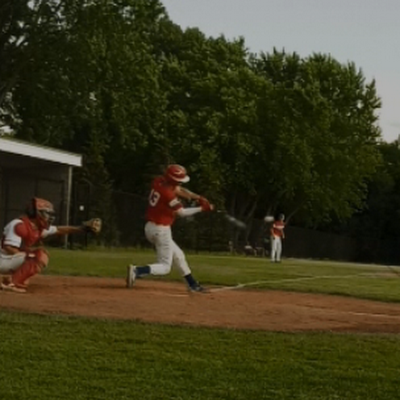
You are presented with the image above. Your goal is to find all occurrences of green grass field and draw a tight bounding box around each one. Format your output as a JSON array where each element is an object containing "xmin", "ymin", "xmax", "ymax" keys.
[{"xmin": 2, "ymin": 248, "xmax": 400, "ymax": 400}]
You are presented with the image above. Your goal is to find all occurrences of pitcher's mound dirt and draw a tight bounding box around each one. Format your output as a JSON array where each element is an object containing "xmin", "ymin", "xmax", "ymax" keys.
[{"xmin": 1, "ymin": 275, "xmax": 400, "ymax": 333}]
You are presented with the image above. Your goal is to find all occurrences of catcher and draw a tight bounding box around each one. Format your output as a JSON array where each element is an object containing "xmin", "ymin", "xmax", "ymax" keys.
[{"xmin": 0, "ymin": 197, "xmax": 101, "ymax": 293}]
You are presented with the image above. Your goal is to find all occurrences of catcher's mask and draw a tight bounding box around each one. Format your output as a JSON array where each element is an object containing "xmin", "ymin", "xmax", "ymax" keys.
[
  {"xmin": 278, "ymin": 213, "xmax": 285, "ymax": 221},
  {"xmin": 26, "ymin": 197, "xmax": 56, "ymax": 229},
  {"xmin": 164, "ymin": 164, "xmax": 190, "ymax": 185}
]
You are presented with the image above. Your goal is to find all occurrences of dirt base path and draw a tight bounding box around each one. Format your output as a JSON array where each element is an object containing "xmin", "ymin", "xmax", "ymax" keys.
[{"xmin": 1, "ymin": 275, "xmax": 400, "ymax": 333}]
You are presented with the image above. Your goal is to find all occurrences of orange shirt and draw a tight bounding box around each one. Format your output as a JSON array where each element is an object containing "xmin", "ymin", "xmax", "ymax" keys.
[{"xmin": 271, "ymin": 220, "xmax": 285, "ymax": 238}]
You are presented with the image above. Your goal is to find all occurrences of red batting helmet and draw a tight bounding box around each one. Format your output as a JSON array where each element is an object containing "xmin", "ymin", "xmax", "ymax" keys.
[
  {"xmin": 165, "ymin": 164, "xmax": 190, "ymax": 184},
  {"xmin": 26, "ymin": 197, "xmax": 56, "ymax": 229}
]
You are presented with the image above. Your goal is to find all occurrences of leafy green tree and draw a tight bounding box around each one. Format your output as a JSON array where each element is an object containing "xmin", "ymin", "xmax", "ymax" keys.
[
  {"xmin": 341, "ymin": 142, "xmax": 400, "ymax": 240},
  {"xmin": 151, "ymin": 23, "xmax": 266, "ymax": 207},
  {"xmin": 8, "ymin": 0, "xmax": 168, "ymax": 242},
  {"xmin": 3, "ymin": 1, "xmax": 385, "ymax": 246},
  {"xmin": 0, "ymin": 0, "xmax": 64, "ymax": 131},
  {"xmin": 251, "ymin": 50, "xmax": 382, "ymax": 226}
]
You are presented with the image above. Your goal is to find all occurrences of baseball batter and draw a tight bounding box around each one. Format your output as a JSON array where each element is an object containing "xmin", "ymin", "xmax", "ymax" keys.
[
  {"xmin": 126, "ymin": 164, "xmax": 213, "ymax": 292},
  {"xmin": 270, "ymin": 213, "xmax": 285, "ymax": 263},
  {"xmin": 0, "ymin": 197, "xmax": 101, "ymax": 293}
]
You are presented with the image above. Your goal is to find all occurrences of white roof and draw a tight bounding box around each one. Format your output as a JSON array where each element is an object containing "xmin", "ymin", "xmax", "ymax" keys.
[{"xmin": 0, "ymin": 137, "xmax": 82, "ymax": 167}]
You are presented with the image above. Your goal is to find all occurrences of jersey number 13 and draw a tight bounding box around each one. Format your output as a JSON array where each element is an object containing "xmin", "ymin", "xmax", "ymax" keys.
[{"xmin": 149, "ymin": 189, "xmax": 161, "ymax": 206}]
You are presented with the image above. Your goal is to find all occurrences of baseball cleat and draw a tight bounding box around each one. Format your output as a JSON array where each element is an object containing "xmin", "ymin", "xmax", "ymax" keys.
[
  {"xmin": 2, "ymin": 276, "xmax": 28, "ymax": 289},
  {"xmin": 126, "ymin": 264, "xmax": 137, "ymax": 288},
  {"xmin": 188, "ymin": 283, "xmax": 207, "ymax": 293},
  {"xmin": 0, "ymin": 282, "xmax": 27, "ymax": 293}
]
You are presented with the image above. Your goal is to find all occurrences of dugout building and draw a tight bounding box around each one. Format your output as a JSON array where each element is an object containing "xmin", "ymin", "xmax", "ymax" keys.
[{"xmin": 0, "ymin": 137, "xmax": 82, "ymax": 239}]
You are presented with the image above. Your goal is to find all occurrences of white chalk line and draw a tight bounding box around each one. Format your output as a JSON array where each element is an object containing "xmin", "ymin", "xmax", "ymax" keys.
[
  {"xmin": 345, "ymin": 311, "xmax": 400, "ymax": 320},
  {"xmin": 209, "ymin": 273, "xmax": 400, "ymax": 320},
  {"xmin": 143, "ymin": 290, "xmax": 189, "ymax": 298},
  {"xmin": 208, "ymin": 272, "xmax": 380, "ymax": 293}
]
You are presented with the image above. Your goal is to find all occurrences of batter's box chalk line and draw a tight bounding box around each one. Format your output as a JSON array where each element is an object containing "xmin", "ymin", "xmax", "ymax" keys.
[{"xmin": 208, "ymin": 272, "xmax": 380, "ymax": 293}]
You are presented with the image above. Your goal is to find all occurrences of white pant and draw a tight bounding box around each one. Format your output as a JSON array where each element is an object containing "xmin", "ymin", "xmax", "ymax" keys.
[
  {"xmin": 0, "ymin": 252, "xmax": 25, "ymax": 274},
  {"xmin": 145, "ymin": 222, "xmax": 191, "ymax": 276},
  {"xmin": 270, "ymin": 236, "xmax": 282, "ymax": 262}
]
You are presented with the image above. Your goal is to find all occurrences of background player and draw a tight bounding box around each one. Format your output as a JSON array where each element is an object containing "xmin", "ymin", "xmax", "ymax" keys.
[
  {"xmin": 126, "ymin": 164, "xmax": 213, "ymax": 292},
  {"xmin": 270, "ymin": 213, "xmax": 285, "ymax": 263},
  {"xmin": 0, "ymin": 197, "xmax": 101, "ymax": 293}
]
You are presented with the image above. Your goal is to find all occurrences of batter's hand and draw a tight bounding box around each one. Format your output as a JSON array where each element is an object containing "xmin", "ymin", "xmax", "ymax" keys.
[{"xmin": 198, "ymin": 196, "xmax": 213, "ymax": 212}]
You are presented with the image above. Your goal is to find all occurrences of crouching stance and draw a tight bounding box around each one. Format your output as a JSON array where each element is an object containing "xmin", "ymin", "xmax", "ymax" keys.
[
  {"xmin": 0, "ymin": 197, "xmax": 102, "ymax": 293},
  {"xmin": 126, "ymin": 164, "xmax": 213, "ymax": 292}
]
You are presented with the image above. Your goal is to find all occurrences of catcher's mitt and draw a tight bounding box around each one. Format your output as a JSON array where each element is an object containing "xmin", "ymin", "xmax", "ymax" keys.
[{"xmin": 81, "ymin": 218, "xmax": 102, "ymax": 234}]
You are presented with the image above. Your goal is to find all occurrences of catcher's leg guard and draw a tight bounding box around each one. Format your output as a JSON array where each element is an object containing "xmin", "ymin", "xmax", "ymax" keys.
[{"xmin": 11, "ymin": 249, "xmax": 49, "ymax": 287}]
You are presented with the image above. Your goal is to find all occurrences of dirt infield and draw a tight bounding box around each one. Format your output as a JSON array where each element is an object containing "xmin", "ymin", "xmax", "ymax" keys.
[{"xmin": 1, "ymin": 275, "xmax": 400, "ymax": 333}]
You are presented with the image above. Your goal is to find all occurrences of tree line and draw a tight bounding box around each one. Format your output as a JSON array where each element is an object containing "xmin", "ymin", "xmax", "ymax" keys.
[{"xmin": 1, "ymin": 0, "xmax": 399, "ymax": 246}]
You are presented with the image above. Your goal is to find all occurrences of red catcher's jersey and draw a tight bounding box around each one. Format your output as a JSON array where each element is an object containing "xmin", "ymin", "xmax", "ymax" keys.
[
  {"xmin": 1, "ymin": 216, "xmax": 45, "ymax": 250},
  {"xmin": 145, "ymin": 176, "xmax": 183, "ymax": 226},
  {"xmin": 271, "ymin": 220, "xmax": 285, "ymax": 238}
]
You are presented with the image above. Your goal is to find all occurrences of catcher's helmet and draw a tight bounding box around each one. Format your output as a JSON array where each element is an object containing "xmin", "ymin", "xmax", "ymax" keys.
[
  {"xmin": 26, "ymin": 197, "xmax": 55, "ymax": 229},
  {"xmin": 278, "ymin": 213, "xmax": 285, "ymax": 221},
  {"xmin": 165, "ymin": 164, "xmax": 190, "ymax": 184}
]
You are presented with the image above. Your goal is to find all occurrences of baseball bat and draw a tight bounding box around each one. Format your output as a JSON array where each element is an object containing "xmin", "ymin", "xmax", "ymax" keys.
[{"xmin": 216, "ymin": 210, "xmax": 247, "ymax": 229}]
